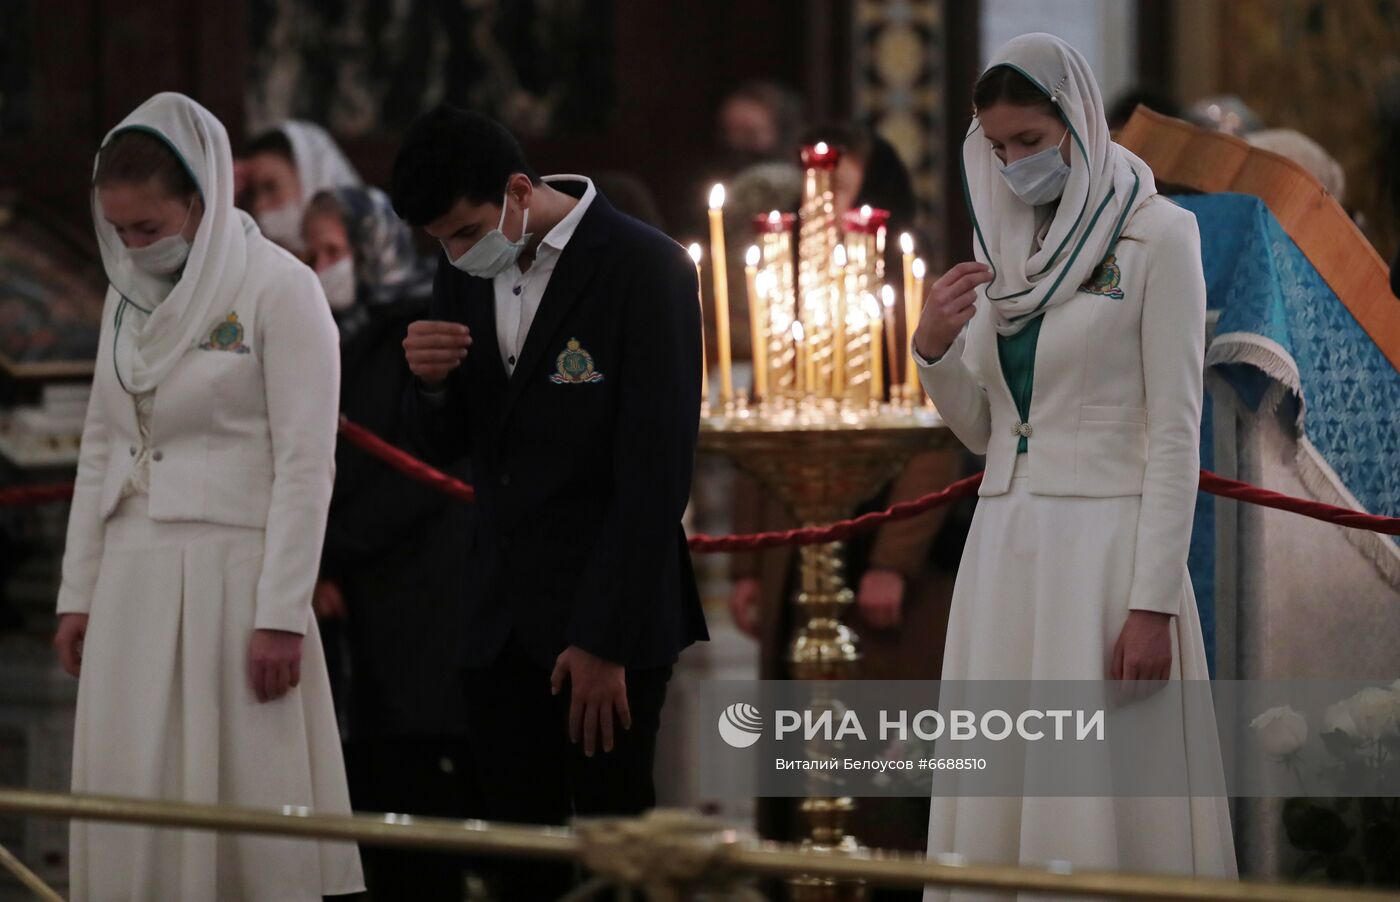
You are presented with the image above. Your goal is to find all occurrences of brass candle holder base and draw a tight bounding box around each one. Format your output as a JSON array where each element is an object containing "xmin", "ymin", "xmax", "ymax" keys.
[{"xmin": 700, "ymin": 402, "xmax": 955, "ymax": 901}]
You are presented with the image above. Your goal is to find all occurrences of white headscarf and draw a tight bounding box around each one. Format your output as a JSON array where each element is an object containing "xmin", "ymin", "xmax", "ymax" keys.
[
  {"xmin": 93, "ymin": 92, "xmax": 254, "ymax": 395},
  {"xmin": 279, "ymin": 120, "xmax": 362, "ymax": 203},
  {"xmin": 964, "ymin": 33, "xmax": 1157, "ymax": 337}
]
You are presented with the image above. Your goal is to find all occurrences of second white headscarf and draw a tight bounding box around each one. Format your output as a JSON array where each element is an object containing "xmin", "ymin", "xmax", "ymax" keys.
[
  {"xmin": 93, "ymin": 92, "xmax": 253, "ymax": 395},
  {"xmin": 963, "ymin": 33, "xmax": 1157, "ymax": 337}
]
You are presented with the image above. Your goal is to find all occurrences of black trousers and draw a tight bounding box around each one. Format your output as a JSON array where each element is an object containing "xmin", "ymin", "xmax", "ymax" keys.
[
  {"xmin": 344, "ymin": 736, "xmax": 477, "ymax": 900},
  {"xmin": 459, "ymin": 631, "xmax": 673, "ymax": 900}
]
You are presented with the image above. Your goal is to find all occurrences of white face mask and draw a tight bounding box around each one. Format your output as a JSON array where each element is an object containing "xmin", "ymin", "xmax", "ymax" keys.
[
  {"xmin": 257, "ymin": 201, "xmax": 306, "ymax": 251},
  {"xmin": 443, "ymin": 190, "xmax": 532, "ymax": 279},
  {"xmin": 318, "ymin": 257, "xmax": 356, "ymax": 311},
  {"xmin": 128, "ymin": 199, "xmax": 195, "ymax": 276},
  {"xmin": 999, "ymin": 129, "xmax": 1071, "ymax": 206}
]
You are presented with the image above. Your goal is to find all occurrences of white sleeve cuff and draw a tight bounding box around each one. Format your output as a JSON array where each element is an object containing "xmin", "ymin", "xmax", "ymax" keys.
[{"xmin": 913, "ymin": 332, "xmax": 962, "ymax": 369}]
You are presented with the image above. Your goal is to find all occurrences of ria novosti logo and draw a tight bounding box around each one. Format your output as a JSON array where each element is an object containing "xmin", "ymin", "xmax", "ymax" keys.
[{"xmin": 717, "ymin": 703, "xmax": 764, "ymax": 748}]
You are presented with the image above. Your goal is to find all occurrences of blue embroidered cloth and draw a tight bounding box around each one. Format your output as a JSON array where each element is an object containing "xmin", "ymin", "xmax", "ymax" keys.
[{"xmin": 1171, "ymin": 193, "xmax": 1400, "ymax": 674}]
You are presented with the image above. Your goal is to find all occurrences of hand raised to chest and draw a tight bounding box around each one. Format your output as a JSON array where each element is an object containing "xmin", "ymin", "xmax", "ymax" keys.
[{"xmin": 404, "ymin": 320, "xmax": 473, "ymax": 388}]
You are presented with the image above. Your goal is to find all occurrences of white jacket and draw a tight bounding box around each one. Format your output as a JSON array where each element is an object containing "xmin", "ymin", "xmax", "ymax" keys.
[
  {"xmin": 917, "ymin": 195, "xmax": 1206, "ymax": 615},
  {"xmin": 56, "ymin": 234, "xmax": 340, "ymax": 634}
]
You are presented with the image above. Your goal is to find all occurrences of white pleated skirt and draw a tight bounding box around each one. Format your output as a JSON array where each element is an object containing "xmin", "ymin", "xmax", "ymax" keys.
[
  {"xmin": 69, "ymin": 495, "xmax": 364, "ymax": 901},
  {"xmin": 924, "ymin": 455, "xmax": 1237, "ymax": 902}
]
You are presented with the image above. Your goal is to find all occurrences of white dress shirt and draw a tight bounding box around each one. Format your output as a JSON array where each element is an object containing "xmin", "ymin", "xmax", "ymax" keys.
[{"xmin": 493, "ymin": 175, "xmax": 596, "ymax": 376}]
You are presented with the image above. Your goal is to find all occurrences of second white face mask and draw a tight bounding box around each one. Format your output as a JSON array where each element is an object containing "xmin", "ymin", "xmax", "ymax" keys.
[
  {"xmin": 258, "ymin": 202, "xmax": 306, "ymax": 251},
  {"xmin": 999, "ymin": 129, "xmax": 1071, "ymax": 206},
  {"xmin": 443, "ymin": 189, "xmax": 532, "ymax": 279},
  {"xmin": 128, "ymin": 199, "xmax": 195, "ymax": 276},
  {"xmin": 318, "ymin": 257, "xmax": 357, "ymax": 311}
]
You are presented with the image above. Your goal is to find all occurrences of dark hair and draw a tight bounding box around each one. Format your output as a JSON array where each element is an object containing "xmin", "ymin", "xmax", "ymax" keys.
[
  {"xmin": 390, "ymin": 105, "xmax": 540, "ymax": 226},
  {"xmin": 973, "ymin": 65, "xmax": 1060, "ymax": 119},
  {"xmin": 242, "ymin": 128, "xmax": 295, "ymax": 163},
  {"xmin": 303, "ymin": 190, "xmax": 345, "ymax": 227},
  {"xmin": 94, "ymin": 128, "xmax": 199, "ymax": 199},
  {"xmin": 803, "ymin": 121, "xmax": 917, "ymax": 229},
  {"xmin": 724, "ymin": 80, "xmax": 806, "ymax": 150}
]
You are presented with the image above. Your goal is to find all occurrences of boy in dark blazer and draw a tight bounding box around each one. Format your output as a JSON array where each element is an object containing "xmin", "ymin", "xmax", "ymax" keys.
[{"xmin": 392, "ymin": 106, "xmax": 708, "ymax": 899}]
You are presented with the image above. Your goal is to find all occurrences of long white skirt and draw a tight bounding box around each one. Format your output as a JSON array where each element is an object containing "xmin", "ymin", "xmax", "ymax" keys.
[
  {"xmin": 924, "ymin": 455, "xmax": 1237, "ymax": 902},
  {"xmin": 70, "ymin": 495, "xmax": 364, "ymax": 901}
]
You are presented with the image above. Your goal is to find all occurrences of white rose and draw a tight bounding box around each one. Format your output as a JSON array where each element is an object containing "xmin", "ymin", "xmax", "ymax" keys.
[
  {"xmin": 1323, "ymin": 700, "xmax": 1361, "ymax": 741},
  {"xmin": 1250, "ymin": 706, "xmax": 1308, "ymax": 759},
  {"xmin": 1346, "ymin": 687, "xmax": 1400, "ymax": 743}
]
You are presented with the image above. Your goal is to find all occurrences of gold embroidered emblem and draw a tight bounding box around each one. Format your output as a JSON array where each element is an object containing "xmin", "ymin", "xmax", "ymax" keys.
[
  {"xmin": 550, "ymin": 338, "xmax": 605, "ymax": 384},
  {"xmin": 198, "ymin": 313, "xmax": 252, "ymax": 354},
  {"xmin": 1080, "ymin": 254, "xmax": 1125, "ymax": 299}
]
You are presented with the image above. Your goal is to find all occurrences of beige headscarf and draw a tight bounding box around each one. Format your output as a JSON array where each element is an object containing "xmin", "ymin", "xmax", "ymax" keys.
[
  {"xmin": 94, "ymin": 92, "xmax": 253, "ymax": 394},
  {"xmin": 963, "ymin": 33, "xmax": 1157, "ymax": 337}
]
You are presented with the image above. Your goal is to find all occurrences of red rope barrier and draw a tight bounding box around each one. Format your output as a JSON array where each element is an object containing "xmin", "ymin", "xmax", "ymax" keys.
[
  {"xmin": 1198, "ymin": 470, "xmax": 1400, "ymax": 536},
  {"xmin": 0, "ymin": 483, "xmax": 74, "ymax": 508},
  {"xmin": 335, "ymin": 417, "xmax": 476, "ymax": 503},
  {"xmin": 3, "ymin": 420, "xmax": 1396, "ymax": 550}
]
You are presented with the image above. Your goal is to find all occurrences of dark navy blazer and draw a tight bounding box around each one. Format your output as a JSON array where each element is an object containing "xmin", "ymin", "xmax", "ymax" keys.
[{"xmin": 404, "ymin": 184, "xmax": 709, "ymax": 671}]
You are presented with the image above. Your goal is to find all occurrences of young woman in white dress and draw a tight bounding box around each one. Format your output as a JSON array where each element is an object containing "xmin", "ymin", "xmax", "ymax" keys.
[
  {"xmin": 51, "ymin": 92, "xmax": 364, "ymax": 901},
  {"xmin": 912, "ymin": 34, "xmax": 1237, "ymax": 899}
]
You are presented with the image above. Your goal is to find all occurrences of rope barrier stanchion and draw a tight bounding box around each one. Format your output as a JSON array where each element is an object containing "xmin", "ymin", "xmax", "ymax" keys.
[
  {"xmin": 0, "ymin": 788, "xmax": 1398, "ymax": 901},
  {"xmin": 4, "ymin": 419, "xmax": 1397, "ymax": 547},
  {"xmin": 0, "ymin": 841, "xmax": 65, "ymax": 902}
]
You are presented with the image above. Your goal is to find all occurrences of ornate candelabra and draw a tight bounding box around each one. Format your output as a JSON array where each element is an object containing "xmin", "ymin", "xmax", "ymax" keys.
[{"xmin": 695, "ymin": 143, "xmax": 956, "ymax": 900}]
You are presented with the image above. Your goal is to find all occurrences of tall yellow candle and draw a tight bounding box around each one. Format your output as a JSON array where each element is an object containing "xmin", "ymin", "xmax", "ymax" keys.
[
  {"xmin": 744, "ymin": 245, "xmax": 768, "ymax": 402},
  {"xmin": 791, "ymin": 320, "xmax": 807, "ymax": 398},
  {"xmin": 832, "ymin": 243, "xmax": 848, "ymax": 399},
  {"xmin": 900, "ymin": 233, "xmax": 918, "ymax": 393},
  {"xmin": 913, "ymin": 258, "xmax": 928, "ymax": 406},
  {"xmin": 866, "ymin": 293, "xmax": 883, "ymax": 401},
  {"xmin": 688, "ymin": 242, "xmax": 709, "ymax": 409},
  {"xmin": 707, "ymin": 184, "xmax": 734, "ymax": 408},
  {"xmin": 881, "ymin": 284, "xmax": 899, "ymax": 403}
]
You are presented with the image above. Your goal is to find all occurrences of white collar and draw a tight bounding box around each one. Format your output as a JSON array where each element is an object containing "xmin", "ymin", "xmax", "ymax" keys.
[{"xmin": 538, "ymin": 175, "xmax": 596, "ymax": 252}]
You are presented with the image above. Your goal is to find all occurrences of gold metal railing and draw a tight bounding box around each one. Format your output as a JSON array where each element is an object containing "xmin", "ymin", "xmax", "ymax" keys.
[
  {"xmin": 2, "ymin": 787, "xmax": 1399, "ymax": 902},
  {"xmin": 0, "ymin": 841, "xmax": 64, "ymax": 902}
]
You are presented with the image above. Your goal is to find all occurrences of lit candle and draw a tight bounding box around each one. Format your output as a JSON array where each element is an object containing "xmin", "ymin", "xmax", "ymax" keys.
[
  {"xmin": 708, "ymin": 184, "xmax": 734, "ymax": 408},
  {"xmin": 832, "ymin": 243, "xmax": 849, "ymax": 399},
  {"xmin": 881, "ymin": 284, "xmax": 899, "ymax": 403},
  {"xmin": 744, "ymin": 245, "xmax": 768, "ymax": 402},
  {"xmin": 866, "ymin": 293, "xmax": 884, "ymax": 401},
  {"xmin": 912, "ymin": 257, "xmax": 928, "ymax": 404},
  {"xmin": 688, "ymin": 242, "xmax": 708, "ymax": 409},
  {"xmin": 900, "ymin": 233, "xmax": 917, "ymax": 394},
  {"xmin": 791, "ymin": 320, "xmax": 806, "ymax": 398}
]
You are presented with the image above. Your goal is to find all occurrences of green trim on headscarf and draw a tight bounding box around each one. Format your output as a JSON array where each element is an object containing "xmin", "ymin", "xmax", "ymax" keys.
[{"xmin": 963, "ymin": 62, "xmax": 1092, "ymax": 303}]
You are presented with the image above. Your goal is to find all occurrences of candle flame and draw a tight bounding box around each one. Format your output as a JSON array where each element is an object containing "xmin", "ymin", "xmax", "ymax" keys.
[
  {"xmin": 912, "ymin": 258, "xmax": 927, "ymax": 279},
  {"xmin": 792, "ymin": 321, "xmax": 805, "ymax": 341},
  {"xmin": 709, "ymin": 183, "xmax": 726, "ymax": 210},
  {"xmin": 833, "ymin": 244, "xmax": 847, "ymax": 267},
  {"xmin": 863, "ymin": 294, "xmax": 882, "ymax": 318},
  {"xmin": 860, "ymin": 204, "xmax": 872, "ymax": 219},
  {"xmin": 687, "ymin": 242, "xmax": 703, "ymax": 263},
  {"xmin": 881, "ymin": 284, "xmax": 896, "ymax": 308},
  {"xmin": 746, "ymin": 245, "xmax": 761, "ymax": 267},
  {"xmin": 900, "ymin": 232, "xmax": 914, "ymax": 255},
  {"xmin": 768, "ymin": 209, "xmax": 782, "ymax": 223},
  {"xmin": 814, "ymin": 141, "xmax": 829, "ymax": 155}
]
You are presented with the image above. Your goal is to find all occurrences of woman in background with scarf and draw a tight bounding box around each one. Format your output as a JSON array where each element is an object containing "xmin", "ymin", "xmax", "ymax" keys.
[
  {"xmin": 303, "ymin": 186, "xmax": 478, "ymax": 900},
  {"xmin": 240, "ymin": 120, "xmax": 363, "ymax": 255}
]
